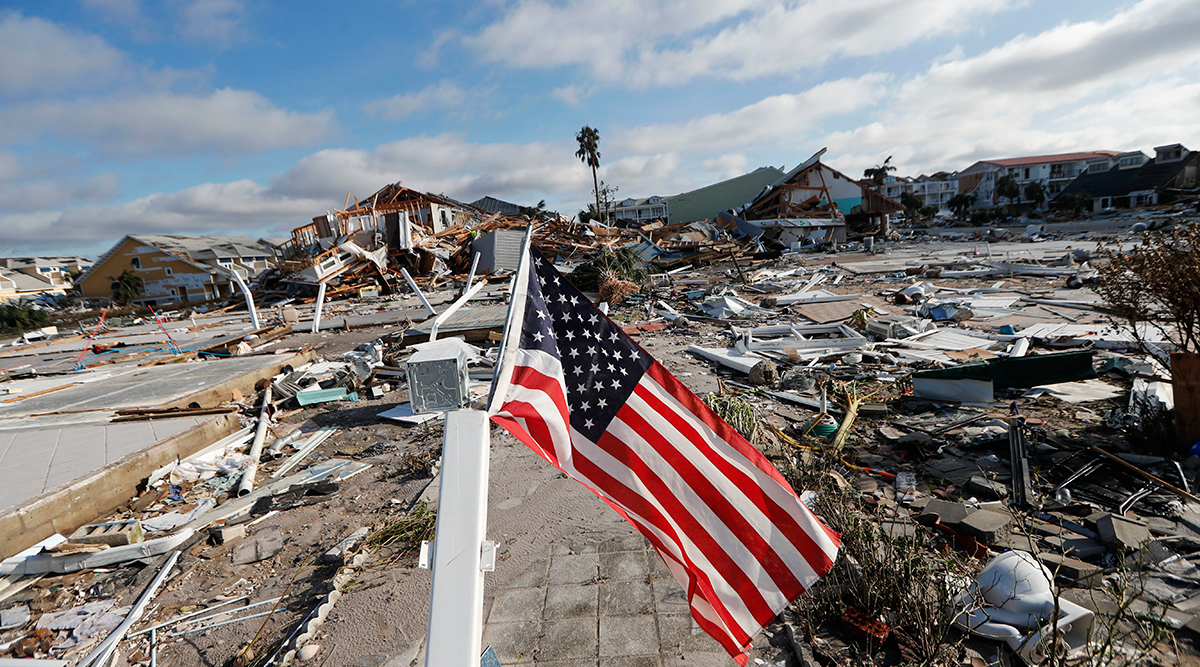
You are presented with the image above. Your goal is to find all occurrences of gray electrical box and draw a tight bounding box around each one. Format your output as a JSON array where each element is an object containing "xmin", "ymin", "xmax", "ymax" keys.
[
  {"xmin": 406, "ymin": 342, "xmax": 472, "ymax": 414},
  {"xmin": 866, "ymin": 315, "xmax": 925, "ymax": 340}
]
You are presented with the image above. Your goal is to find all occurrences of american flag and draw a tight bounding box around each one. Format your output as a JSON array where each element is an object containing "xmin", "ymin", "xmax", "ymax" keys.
[{"xmin": 489, "ymin": 249, "xmax": 840, "ymax": 664}]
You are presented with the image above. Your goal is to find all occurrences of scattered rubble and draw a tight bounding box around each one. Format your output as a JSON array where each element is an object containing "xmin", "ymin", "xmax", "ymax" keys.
[{"xmin": 2, "ymin": 210, "xmax": 1200, "ymax": 667}]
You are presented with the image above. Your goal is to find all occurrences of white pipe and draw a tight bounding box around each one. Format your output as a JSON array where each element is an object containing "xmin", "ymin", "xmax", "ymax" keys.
[
  {"xmin": 429, "ymin": 280, "xmax": 486, "ymax": 342},
  {"xmin": 311, "ymin": 282, "xmax": 326, "ymax": 333},
  {"xmin": 465, "ymin": 251, "xmax": 481, "ymax": 295},
  {"xmin": 79, "ymin": 551, "xmax": 180, "ymax": 667},
  {"xmin": 400, "ymin": 268, "xmax": 438, "ymax": 317},
  {"xmin": 227, "ymin": 270, "xmax": 260, "ymax": 330},
  {"xmin": 236, "ymin": 385, "xmax": 272, "ymax": 497},
  {"xmin": 423, "ymin": 409, "xmax": 491, "ymax": 667}
]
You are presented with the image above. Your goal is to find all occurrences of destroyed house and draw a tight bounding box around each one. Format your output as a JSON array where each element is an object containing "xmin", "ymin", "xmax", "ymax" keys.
[
  {"xmin": 0, "ymin": 267, "xmax": 71, "ymax": 301},
  {"xmin": 740, "ymin": 148, "xmax": 901, "ymax": 242},
  {"xmin": 284, "ymin": 183, "xmax": 482, "ymax": 261},
  {"xmin": 0, "ymin": 256, "xmax": 92, "ymax": 290},
  {"xmin": 470, "ymin": 196, "xmax": 522, "ymax": 217},
  {"xmin": 77, "ymin": 235, "xmax": 276, "ymax": 305},
  {"xmin": 1055, "ymin": 143, "xmax": 1200, "ymax": 211},
  {"xmin": 666, "ymin": 166, "xmax": 786, "ymax": 225}
]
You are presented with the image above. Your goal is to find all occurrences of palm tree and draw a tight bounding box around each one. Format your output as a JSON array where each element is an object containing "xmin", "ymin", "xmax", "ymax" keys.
[
  {"xmin": 1023, "ymin": 181, "xmax": 1047, "ymax": 211},
  {"xmin": 575, "ymin": 126, "xmax": 602, "ymax": 224},
  {"xmin": 995, "ymin": 174, "xmax": 1021, "ymax": 218},
  {"xmin": 947, "ymin": 193, "xmax": 976, "ymax": 220},
  {"xmin": 863, "ymin": 156, "xmax": 896, "ymax": 186}
]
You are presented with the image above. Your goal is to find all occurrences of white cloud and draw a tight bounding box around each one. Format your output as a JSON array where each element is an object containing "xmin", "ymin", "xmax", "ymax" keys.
[
  {"xmin": 364, "ymin": 81, "xmax": 469, "ymax": 120},
  {"xmin": 0, "ymin": 173, "xmax": 119, "ymax": 212},
  {"xmin": 0, "ymin": 12, "xmax": 125, "ymax": 95},
  {"xmin": 0, "ymin": 88, "xmax": 337, "ymax": 157},
  {"xmin": 551, "ymin": 84, "xmax": 593, "ymax": 108},
  {"xmin": 271, "ymin": 134, "xmax": 589, "ymax": 203},
  {"xmin": 82, "ymin": 0, "xmax": 151, "ymax": 36},
  {"xmin": 467, "ymin": 0, "xmax": 763, "ymax": 84},
  {"xmin": 614, "ymin": 74, "xmax": 888, "ymax": 154},
  {"xmin": 701, "ymin": 154, "xmax": 751, "ymax": 180},
  {"xmin": 819, "ymin": 0, "xmax": 1200, "ymax": 175},
  {"xmin": 468, "ymin": 0, "xmax": 1016, "ymax": 87},
  {"xmin": 0, "ymin": 150, "xmax": 18, "ymax": 183},
  {"xmin": 175, "ymin": 0, "xmax": 249, "ymax": 48}
]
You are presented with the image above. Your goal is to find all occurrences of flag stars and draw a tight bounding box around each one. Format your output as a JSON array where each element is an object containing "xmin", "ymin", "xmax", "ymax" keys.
[
  {"xmin": 532, "ymin": 331, "xmax": 544, "ymax": 343},
  {"xmin": 597, "ymin": 398, "xmax": 607, "ymax": 408},
  {"xmin": 580, "ymin": 401, "xmax": 590, "ymax": 411},
  {"xmin": 611, "ymin": 379, "xmax": 621, "ymax": 390},
  {"xmin": 583, "ymin": 419, "xmax": 593, "ymax": 429},
  {"xmin": 564, "ymin": 330, "xmax": 575, "ymax": 341}
]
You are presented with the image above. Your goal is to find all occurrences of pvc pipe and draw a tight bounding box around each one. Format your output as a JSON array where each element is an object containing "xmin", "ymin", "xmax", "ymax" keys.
[
  {"xmin": 424, "ymin": 409, "xmax": 491, "ymax": 667},
  {"xmin": 400, "ymin": 268, "xmax": 438, "ymax": 317},
  {"xmin": 311, "ymin": 282, "xmax": 326, "ymax": 333},
  {"xmin": 465, "ymin": 252, "xmax": 480, "ymax": 295},
  {"xmin": 266, "ymin": 427, "xmax": 303, "ymax": 459},
  {"xmin": 78, "ymin": 551, "xmax": 180, "ymax": 667},
  {"xmin": 429, "ymin": 280, "xmax": 486, "ymax": 342},
  {"xmin": 237, "ymin": 385, "xmax": 272, "ymax": 497},
  {"xmin": 228, "ymin": 270, "xmax": 260, "ymax": 330}
]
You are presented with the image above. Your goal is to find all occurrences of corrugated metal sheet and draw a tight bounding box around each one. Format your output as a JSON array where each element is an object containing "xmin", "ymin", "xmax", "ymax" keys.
[{"xmin": 472, "ymin": 229, "xmax": 525, "ymax": 274}]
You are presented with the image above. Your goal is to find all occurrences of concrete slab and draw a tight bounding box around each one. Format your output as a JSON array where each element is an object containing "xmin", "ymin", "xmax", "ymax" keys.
[
  {"xmin": 599, "ymin": 580, "xmax": 653, "ymax": 616},
  {"xmin": 544, "ymin": 584, "xmax": 597, "ymax": 619},
  {"xmin": 0, "ymin": 416, "xmax": 205, "ymax": 513},
  {"xmin": 539, "ymin": 618, "xmax": 599, "ymax": 661},
  {"xmin": 549, "ymin": 553, "xmax": 600, "ymax": 585},
  {"xmin": 599, "ymin": 614, "xmax": 659, "ymax": 658}
]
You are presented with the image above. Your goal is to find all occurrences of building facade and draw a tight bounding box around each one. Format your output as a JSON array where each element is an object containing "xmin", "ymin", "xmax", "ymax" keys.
[
  {"xmin": 78, "ymin": 235, "xmax": 275, "ymax": 305},
  {"xmin": 959, "ymin": 151, "xmax": 1117, "ymax": 210}
]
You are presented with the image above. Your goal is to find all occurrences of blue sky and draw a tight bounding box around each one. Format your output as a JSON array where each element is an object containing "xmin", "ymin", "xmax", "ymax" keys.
[{"xmin": 3, "ymin": 0, "xmax": 1199, "ymax": 258}]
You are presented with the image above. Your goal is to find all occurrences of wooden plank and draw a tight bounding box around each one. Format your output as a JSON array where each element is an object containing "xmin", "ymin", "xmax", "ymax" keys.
[{"xmin": 1173, "ymin": 352, "xmax": 1200, "ymax": 449}]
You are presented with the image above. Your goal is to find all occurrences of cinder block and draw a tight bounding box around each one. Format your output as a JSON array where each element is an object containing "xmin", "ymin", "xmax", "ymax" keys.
[
  {"xmin": 69, "ymin": 520, "xmax": 143, "ymax": 546},
  {"xmin": 1042, "ymin": 535, "xmax": 1105, "ymax": 560},
  {"xmin": 964, "ymin": 475, "xmax": 1010, "ymax": 500},
  {"xmin": 957, "ymin": 509, "xmax": 1013, "ymax": 545},
  {"xmin": 1038, "ymin": 552, "xmax": 1102, "ymax": 581},
  {"xmin": 918, "ymin": 499, "xmax": 976, "ymax": 527},
  {"xmin": 210, "ymin": 523, "xmax": 246, "ymax": 545},
  {"xmin": 1096, "ymin": 514, "xmax": 1152, "ymax": 553}
]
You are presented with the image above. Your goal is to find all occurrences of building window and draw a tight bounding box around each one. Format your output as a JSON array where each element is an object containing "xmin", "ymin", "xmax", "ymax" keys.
[
  {"xmin": 131, "ymin": 257, "xmax": 141, "ymax": 269},
  {"xmin": 1024, "ymin": 168, "xmax": 1030, "ymax": 179},
  {"xmin": 165, "ymin": 267, "xmax": 173, "ymax": 276}
]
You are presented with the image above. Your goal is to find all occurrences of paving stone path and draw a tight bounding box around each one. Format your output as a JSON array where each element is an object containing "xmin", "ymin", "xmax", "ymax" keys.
[{"xmin": 482, "ymin": 535, "xmax": 736, "ymax": 666}]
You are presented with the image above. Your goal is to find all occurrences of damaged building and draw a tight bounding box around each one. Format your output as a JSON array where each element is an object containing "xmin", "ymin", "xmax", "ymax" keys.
[{"xmin": 77, "ymin": 235, "xmax": 276, "ymax": 305}]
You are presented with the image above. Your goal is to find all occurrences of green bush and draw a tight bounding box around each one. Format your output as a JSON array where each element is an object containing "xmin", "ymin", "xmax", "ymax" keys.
[{"xmin": 0, "ymin": 302, "xmax": 50, "ymax": 333}]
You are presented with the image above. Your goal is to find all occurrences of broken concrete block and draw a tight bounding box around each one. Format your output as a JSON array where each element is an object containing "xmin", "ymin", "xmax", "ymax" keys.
[
  {"xmin": 957, "ymin": 509, "xmax": 1013, "ymax": 545},
  {"xmin": 878, "ymin": 520, "xmax": 919, "ymax": 540},
  {"xmin": 231, "ymin": 527, "xmax": 284, "ymax": 565},
  {"xmin": 964, "ymin": 475, "xmax": 1009, "ymax": 501},
  {"xmin": 898, "ymin": 431, "xmax": 932, "ymax": 447},
  {"xmin": 748, "ymin": 360, "xmax": 778, "ymax": 385},
  {"xmin": 322, "ymin": 527, "xmax": 369, "ymax": 564},
  {"xmin": 1037, "ymin": 552, "xmax": 1102, "ymax": 581},
  {"xmin": 1096, "ymin": 514, "xmax": 1152, "ymax": 553},
  {"xmin": 69, "ymin": 520, "xmax": 143, "ymax": 546},
  {"xmin": 1041, "ymin": 535, "xmax": 1106, "ymax": 560},
  {"xmin": 876, "ymin": 426, "xmax": 905, "ymax": 442},
  {"xmin": 918, "ymin": 499, "xmax": 975, "ymax": 527},
  {"xmin": 211, "ymin": 523, "xmax": 246, "ymax": 545}
]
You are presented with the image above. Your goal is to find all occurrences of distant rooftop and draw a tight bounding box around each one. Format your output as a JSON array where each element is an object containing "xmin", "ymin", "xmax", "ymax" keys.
[
  {"xmin": 131, "ymin": 235, "xmax": 271, "ymax": 261},
  {"xmin": 983, "ymin": 151, "xmax": 1117, "ymax": 167}
]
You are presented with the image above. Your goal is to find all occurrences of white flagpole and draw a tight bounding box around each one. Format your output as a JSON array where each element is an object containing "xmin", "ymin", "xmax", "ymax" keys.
[
  {"xmin": 486, "ymin": 223, "xmax": 536, "ymax": 415},
  {"xmin": 422, "ymin": 223, "xmax": 533, "ymax": 667}
]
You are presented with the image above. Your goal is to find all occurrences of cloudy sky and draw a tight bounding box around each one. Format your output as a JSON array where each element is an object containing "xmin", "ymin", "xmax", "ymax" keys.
[{"xmin": 3, "ymin": 0, "xmax": 1199, "ymax": 258}]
